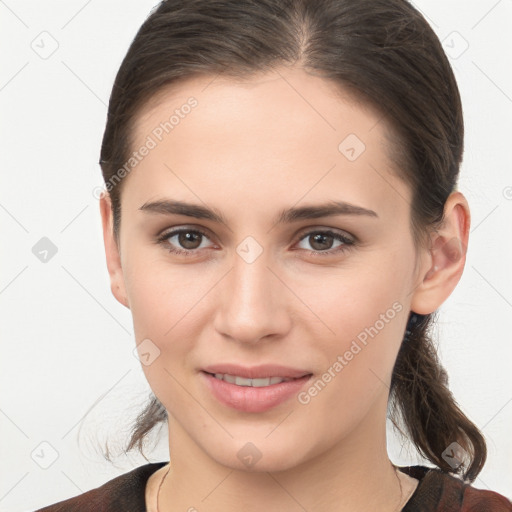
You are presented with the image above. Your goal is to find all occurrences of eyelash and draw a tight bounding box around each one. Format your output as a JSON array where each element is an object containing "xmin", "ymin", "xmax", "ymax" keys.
[{"xmin": 155, "ymin": 227, "xmax": 356, "ymax": 258}]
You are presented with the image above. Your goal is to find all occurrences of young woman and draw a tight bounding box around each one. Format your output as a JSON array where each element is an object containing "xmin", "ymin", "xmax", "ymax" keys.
[{"xmin": 36, "ymin": 0, "xmax": 511, "ymax": 510}]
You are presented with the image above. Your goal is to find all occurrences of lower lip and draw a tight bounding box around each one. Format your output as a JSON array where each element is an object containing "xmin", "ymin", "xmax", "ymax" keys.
[{"xmin": 201, "ymin": 371, "xmax": 313, "ymax": 413}]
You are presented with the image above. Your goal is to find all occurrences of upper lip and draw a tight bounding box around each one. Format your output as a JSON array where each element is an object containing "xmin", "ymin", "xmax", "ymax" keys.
[{"xmin": 202, "ymin": 364, "xmax": 312, "ymax": 379}]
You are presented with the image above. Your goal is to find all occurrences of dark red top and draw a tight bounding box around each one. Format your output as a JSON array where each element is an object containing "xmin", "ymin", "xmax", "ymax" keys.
[{"xmin": 34, "ymin": 462, "xmax": 512, "ymax": 511}]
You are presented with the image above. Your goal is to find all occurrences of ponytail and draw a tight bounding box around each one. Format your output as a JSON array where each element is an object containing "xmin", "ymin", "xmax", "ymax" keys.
[
  {"xmin": 124, "ymin": 395, "xmax": 167, "ymax": 457},
  {"xmin": 389, "ymin": 312, "xmax": 486, "ymax": 482}
]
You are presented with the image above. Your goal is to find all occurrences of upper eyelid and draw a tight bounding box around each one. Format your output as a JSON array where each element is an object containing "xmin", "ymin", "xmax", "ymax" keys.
[{"xmin": 158, "ymin": 225, "xmax": 212, "ymax": 238}]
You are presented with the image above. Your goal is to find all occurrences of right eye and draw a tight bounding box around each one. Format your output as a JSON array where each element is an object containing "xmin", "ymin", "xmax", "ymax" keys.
[{"xmin": 156, "ymin": 227, "xmax": 215, "ymax": 256}]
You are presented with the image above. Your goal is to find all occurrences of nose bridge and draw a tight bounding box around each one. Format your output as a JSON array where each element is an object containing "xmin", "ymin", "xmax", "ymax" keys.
[{"xmin": 213, "ymin": 246, "xmax": 290, "ymax": 343}]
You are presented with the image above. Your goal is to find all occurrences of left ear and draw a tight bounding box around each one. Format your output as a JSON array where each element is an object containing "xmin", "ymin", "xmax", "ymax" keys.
[{"xmin": 410, "ymin": 191, "xmax": 470, "ymax": 315}]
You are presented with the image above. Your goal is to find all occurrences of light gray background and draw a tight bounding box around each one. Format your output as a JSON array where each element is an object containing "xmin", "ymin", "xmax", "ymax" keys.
[{"xmin": 1, "ymin": 1, "xmax": 511, "ymax": 510}]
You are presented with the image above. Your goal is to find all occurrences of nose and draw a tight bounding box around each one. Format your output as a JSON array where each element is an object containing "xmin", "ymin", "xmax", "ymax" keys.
[{"xmin": 213, "ymin": 250, "xmax": 292, "ymax": 345}]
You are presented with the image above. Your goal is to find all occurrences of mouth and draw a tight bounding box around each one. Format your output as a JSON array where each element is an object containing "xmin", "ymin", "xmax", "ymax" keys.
[
  {"xmin": 205, "ymin": 372, "xmax": 299, "ymax": 387},
  {"xmin": 200, "ymin": 367, "xmax": 313, "ymax": 413},
  {"xmin": 201, "ymin": 363, "xmax": 312, "ymax": 380}
]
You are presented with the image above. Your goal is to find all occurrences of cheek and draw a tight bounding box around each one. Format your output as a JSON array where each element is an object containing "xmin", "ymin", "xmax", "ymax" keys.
[
  {"xmin": 122, "ymin": 247, "xmax": 209, "ymax": 338},
  {"xmin": 306, "ymin": 253, "xmax": 411, "ymax": 346},
  {"xmin": 123, "ymin": 251, "xmax": 214, "ymax": 392},
  {"xmin": 297, "ymin": 250, "xmax": 412, "ymax": 401},
  {"xmin": 295, "ymin": 285, "xmax": 407, "ymax": 443},
  {"xmin": 309, "ymin": 287, "xmax": 406, "ymax": 394},
  {"xmin": 125, "ymin": 259, "xmax": 202, "ymax": 413}
]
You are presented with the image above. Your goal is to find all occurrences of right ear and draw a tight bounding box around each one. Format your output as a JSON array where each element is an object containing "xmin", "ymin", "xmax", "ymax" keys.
[{"xmin": 99, "ymin": 192, "xmax": 130, "ymax": 309}]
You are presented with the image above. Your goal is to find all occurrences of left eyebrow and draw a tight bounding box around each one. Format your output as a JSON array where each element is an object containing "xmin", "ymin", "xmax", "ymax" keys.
[
  {"xmin": 138, "ymin": 198, "xmax": 378, "ymax": 226},
  {"xmin": 274, "ymin": 201, "xmax": 379, "ymax": 224}
]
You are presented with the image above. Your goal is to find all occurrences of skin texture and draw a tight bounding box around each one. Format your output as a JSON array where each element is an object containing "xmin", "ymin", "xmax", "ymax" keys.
[{"xmin": 100, "ymin": 66, "xmax": 470, "ymax": 511}]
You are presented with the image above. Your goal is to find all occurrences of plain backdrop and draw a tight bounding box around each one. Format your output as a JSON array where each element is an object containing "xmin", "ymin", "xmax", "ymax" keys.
[{"xmin": 1, "ymin": 1, "xmax": 511, "ymax": 510}]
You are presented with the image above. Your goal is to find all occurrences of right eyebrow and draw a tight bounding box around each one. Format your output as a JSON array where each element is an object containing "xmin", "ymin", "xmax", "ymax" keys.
[{"xmin": 139, "ymin": 199, "xmax": 228, "ymax": 226}]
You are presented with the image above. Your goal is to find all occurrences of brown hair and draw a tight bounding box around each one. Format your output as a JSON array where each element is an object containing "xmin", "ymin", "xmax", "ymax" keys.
[{"xmin": 99, "ymin": 0, "xmax": 486, "ymax": 481}]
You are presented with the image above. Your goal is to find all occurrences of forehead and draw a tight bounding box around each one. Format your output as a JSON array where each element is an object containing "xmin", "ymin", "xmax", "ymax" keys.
[
  {"xmin": 126, "ymin": 67, "xmax": 410, "ymax": 222},
  {"xmin": 135, "ymin": 67, "xmax": 386, "ymax": 148}
]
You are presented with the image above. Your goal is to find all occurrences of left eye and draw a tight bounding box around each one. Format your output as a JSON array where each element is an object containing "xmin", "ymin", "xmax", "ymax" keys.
[{"xmin": 296, "ymin": 230, "xmax": 354, "ymax": 254}]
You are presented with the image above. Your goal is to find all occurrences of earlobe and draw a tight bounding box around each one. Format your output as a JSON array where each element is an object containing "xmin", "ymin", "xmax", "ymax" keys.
[
  {"xmin": 99, "ymin": 192, "xmax": 130, "ymax": 309},
  {"xmin": 410, "ymin": 192, "xmax": 470, "ymax": 315}
]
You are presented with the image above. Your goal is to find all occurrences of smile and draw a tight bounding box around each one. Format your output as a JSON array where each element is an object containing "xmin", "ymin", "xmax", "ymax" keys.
[
  {"xmin": 201, "ymin": 371, "xmax": 313, "ymax": 413},
  {"xmin": 210, "ymin": 373, "xmax": 294, "ymax": 387}
]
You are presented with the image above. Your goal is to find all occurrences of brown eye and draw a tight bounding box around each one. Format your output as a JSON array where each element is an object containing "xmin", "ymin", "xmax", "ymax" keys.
[
  {"xmin": 308, "ymin": 233, "xmax": 335, "ymax": 251},
  {"xmin": 177, "ymin": 231, "xmax": 203, "ymax": 249},
  {"xmin": 157, "ymin": 228, "xmax": 214, "ymax": 255},
  {"xmin": 296, "ymin": 229, "xmax": 354, "ymax": 256}
]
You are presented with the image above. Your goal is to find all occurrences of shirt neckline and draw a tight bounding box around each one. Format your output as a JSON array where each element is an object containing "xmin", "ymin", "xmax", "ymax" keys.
[{"xmin": 143, "ymin": 462, "xmax": 434, "ymax": 511}]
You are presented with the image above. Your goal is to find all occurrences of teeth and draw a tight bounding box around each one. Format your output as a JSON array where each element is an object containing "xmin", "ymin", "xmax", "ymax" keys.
[
  {"xmin": 212, "ymin": 373, "xmax": 292, "ymax": 387},
  {"xmin": 235, "ymin": 376, "xmax": 253, "ymax": 386},
  {"xmin": 253, "ymin": 377, "xmax": 272, "ymax": 386},
  {"xmin": 223, "ymin": 374, "xmax": 237, "ymax": 384}
]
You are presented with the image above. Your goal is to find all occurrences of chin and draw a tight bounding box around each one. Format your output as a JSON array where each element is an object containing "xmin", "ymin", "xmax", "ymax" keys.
[{"xmin": 205, "ymin": 436, "xmax": 314, "ymax": 474}]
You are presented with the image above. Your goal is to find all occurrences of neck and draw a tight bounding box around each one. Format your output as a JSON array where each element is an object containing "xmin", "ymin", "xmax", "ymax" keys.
[{"xmin": 158, "ymin": 400, "xmax": 408, "ymax": 512}]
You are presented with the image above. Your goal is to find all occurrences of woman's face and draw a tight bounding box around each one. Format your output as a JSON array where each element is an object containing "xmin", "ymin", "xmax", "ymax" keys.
[{"xmin": 108, "ymin": 67, "xmax": 430, "ymax": 472}]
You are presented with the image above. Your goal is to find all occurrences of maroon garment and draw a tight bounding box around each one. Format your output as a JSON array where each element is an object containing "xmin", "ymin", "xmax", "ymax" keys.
[
  {"xmin": 34, "ymin": 462, "xmax": 512, "ymax": 512},
  {"xmin": 400, "ymin": 466, "xmax": 512, "ymax": 512}
]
